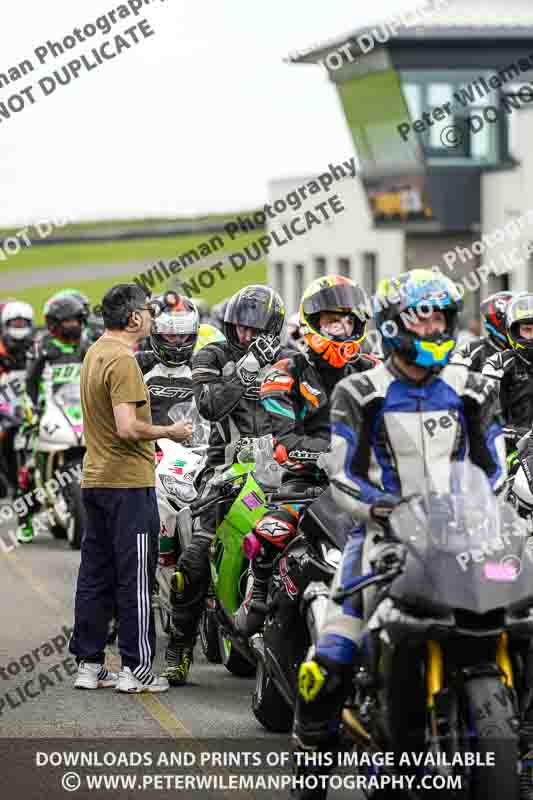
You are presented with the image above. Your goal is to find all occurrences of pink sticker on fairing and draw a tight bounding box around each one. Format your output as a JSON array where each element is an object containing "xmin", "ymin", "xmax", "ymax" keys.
[
  {"xmin": 72, "ymin": 424, "xmax": 83, "ymax": 434},
  {"xmin": 242, "ymin": 491, "xmax": 262, "ymax": 510},
  {"xmin": 484, "ymin": 562, "xmax": 518, "ymax": 581}
]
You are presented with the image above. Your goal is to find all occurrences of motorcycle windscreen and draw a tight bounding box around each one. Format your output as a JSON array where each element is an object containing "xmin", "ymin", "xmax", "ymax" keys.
[
  {"xmin": 388, "ymin": 463, "xmax": 533, "ymax": 615},
  {"xmin": 333, "ymin": 50, "xmax": 432, "ymax": 223}
]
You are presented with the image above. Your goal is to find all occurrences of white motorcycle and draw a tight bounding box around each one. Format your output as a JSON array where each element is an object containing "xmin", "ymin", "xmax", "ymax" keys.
[
  {"xmin": 502, "ymin": 427, "xmax": 533, "ymax": 539},
  {"xmin": 153, "ymin": 401, "xmax": 210, "ymax": 634},
  {"xmin": 33, "ymin": 373, "xmax": 85, "ymax": 549}
]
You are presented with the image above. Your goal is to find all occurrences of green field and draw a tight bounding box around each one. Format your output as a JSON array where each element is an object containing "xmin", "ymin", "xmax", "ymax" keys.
[
  {"xmin": 5, "ymin": 226, "xmax": 268, "ymax": 323},
  {"xmin": 21, "ymin": 261, "xmax": 267, "ymax": 324},
  {"xmin": 0, "ymin": 229, "xmax": 264, "ymax": 273}
]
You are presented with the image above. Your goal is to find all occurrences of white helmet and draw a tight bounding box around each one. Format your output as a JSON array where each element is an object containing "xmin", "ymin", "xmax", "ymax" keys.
[
  {"xmin": 511, "ymin": 466, "xmax": 533, "ymax": 517},
  {"xmin": 1, "ymin": 301, "xmax": 34, "ymax": 352}
]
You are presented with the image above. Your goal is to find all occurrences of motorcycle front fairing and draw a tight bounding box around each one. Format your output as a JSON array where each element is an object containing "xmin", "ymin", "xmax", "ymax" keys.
[
  {"xmin": 38, "ymin": 372, "xmax": 84, "ymax": 451},
  {"xmin": 388, "ymin": 466, "xmax": 533, "ymax": 617}
]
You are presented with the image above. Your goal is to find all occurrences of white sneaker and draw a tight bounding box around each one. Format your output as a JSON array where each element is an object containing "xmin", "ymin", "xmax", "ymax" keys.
[
  {"xmin": 74, "ymin": 662, "xmax": 118, "ymax": 689},
  {"xmin": 115, "ymin": 667, "xmax": 169, "ymax": 693}
]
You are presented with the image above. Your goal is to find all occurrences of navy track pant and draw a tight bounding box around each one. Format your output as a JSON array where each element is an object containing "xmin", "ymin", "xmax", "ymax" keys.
[{"xmin": 70, "ymin": 487, "xmax": 160, "ymax": 678}]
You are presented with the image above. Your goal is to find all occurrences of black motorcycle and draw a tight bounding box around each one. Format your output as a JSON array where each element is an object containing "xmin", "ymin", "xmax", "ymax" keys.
[
  {"xmin": 249, "ymin": 485, "xmax": 356, "ymax": 733},
  {"xmin": 332, "ymin": 463, "xmax": 533, "ymax": 798}
]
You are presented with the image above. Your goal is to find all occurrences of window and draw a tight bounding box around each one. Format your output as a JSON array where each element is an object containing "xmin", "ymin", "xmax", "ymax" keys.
[
  {"xmin": 274, "ymin": 262, "xmax": 284, "ymax": 296},
  {"xmin": 294, "ymin": 263, "xmax": 304, "ymax": 308},
  {"xmin": 313, "ymin": 256, "xmax": 327, "ymax": 279},
  {"xmin": 502, "ymin": 84, "xmax": 528, "ymax": 160},
  {"xmin": 337, "ymin": 257, "xmax": 351, "ymax": 277},
  {"xmin": 427, "ymin": 83, "xmax": 453, "ymax": 149},
  {"xmin": 399, "ymin": 70, "xmax": 501, "ymax": 164},
  {"xmin": 362, "ymin": 252, "xmax": 377, "ymax": 296}
]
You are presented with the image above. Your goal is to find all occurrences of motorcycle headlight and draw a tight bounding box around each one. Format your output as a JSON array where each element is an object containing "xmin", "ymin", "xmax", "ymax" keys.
[
  {"xmin": 320, "ymin": 542, "xmax": 341, "ymax": 568},
  {"xmin": 160, "ymin": 475, "xmax": 196, "ymax": 502}
]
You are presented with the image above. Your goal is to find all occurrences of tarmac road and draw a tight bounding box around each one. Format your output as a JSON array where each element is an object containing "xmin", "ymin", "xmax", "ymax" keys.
[{"xmin": 0, "ymin": 510, "xmax": 363, "ymax": 800}]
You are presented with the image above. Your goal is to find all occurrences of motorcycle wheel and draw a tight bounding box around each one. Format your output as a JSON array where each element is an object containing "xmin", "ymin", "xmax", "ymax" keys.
[
  {"xmin": 218, "ymin": 628, "xmax": 255, "ymax": 677},
  {"xmin": 462, "ymin": 676, "xmax": 519, "ymax": 799},
  {"xmin": 199, "ymin": 609, "xmax": 222, "ymax": 663},
  {"xmin": 252, "ymin": 657, "xmax": 293, "ymax": 732},
  {"xmin": 65, "ymin": 481, "xmax": 85, "ymax": 550}
]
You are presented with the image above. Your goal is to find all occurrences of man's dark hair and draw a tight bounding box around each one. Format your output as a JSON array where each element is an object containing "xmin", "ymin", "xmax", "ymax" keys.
[{"xmin": 101, "ymin": 284, "xmax": 150, "ymax": 330}]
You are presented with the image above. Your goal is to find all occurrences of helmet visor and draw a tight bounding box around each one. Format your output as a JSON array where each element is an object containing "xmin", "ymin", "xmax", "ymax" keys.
[
  {"xmin": 508, "ymin": 295, "xmax": 533, "ymax": 328},
  {"xmin": 226, "ymin": 294, "xmax": 279, "ymax": 331},
  {"xmin": 302, "ymin": 283, "xmax": 370, "ymax": 319},
  {"xmin": 5, "ymin": 319, "xmax": 32, "ymax": 340},
  {"xmin": 153, "ymin": 310, "xmax": 198, "ymax": 336}
]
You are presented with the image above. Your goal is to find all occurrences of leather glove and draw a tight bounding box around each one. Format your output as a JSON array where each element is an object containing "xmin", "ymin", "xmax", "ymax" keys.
[
  {"xmin": 249, "ymin": 334, "xmax": 281, "ymax": 368},
  {"xmin": 369, "ymin": 496, "xmax": 401, "ymax": 527},
  {"xmin": 236, "ymin": 351, "xmax": 261, "ymax": 387}
]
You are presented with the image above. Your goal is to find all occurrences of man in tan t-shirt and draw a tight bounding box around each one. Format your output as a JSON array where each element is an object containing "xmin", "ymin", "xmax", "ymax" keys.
[{"xmin": 69, "ymin": 284, "xmax": 192, "ymax": 693}]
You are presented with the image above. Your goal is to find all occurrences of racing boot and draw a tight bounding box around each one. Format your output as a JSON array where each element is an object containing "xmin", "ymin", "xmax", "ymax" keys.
[
  {"xmin": 233, "ymin": 564, "xmax": 271, "ymax": 638},
  {"xmin": 163, "ymin": 633, "xmax": 194, "ymax": 686},
  {"xmin": 162, "ymin": 569, "xmax": 195, "ymax": 686},
  {"xmin": 290, "ymin": 654, "xmax": 355, "ymax": 799}
]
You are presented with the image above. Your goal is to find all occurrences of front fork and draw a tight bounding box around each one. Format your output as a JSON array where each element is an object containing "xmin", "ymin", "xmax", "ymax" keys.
[{"xmin": 426, "ymin": 633, "xmax": 514, "ymax": 731}]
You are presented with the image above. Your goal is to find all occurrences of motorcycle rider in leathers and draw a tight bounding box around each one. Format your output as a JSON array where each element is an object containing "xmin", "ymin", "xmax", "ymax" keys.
[
  {"xmin": 17, "ymin": 294, "xmax": 88, "ymax": 544},
  {"xmin": 163, "ymin": 285, "xmax": 286, "ymax": 686},
  {"xmin": 233, "ymin": 275, "xmax": 379, "ymax": 638},
  {"xmin": 136, "ymin": 292, "xmax": 204, "ymax": 559},
  {"xmin": 0, "ymin": 301, "xmax": 34, "ymax": 490},
  {"xmin": 290, "ymin": 269, "xmax": 507, "ymax": 799},
  {"xmin": 482, "ymin": 293, "xmax": 533, "ymax": 433},
  {"xmin": 451, "ymin": 290, "xmax": 514, "ymax": 372}
]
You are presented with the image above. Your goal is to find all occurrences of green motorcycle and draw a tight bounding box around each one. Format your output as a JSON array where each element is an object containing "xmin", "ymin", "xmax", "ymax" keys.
[{"xmin": 178, "ymin": 437, "xmax": 281, "ymax": 676}]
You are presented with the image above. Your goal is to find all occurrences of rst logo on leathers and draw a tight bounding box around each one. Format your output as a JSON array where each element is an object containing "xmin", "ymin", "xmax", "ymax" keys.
[
  {"xmin": 148, "ymin": 386, "xmax": 193, "ymax": 399},
  {"xmin": 423, "ymin": 409, "xmax": 459, "ymax": 437}
]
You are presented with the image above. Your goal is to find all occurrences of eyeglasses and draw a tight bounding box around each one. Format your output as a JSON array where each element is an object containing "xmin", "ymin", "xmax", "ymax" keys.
[{"xmin": 137, "ymin": 305, "xmax": 158, "ymax": 319}]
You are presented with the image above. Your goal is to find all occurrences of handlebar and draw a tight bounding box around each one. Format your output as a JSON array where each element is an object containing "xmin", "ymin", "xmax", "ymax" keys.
[
  {"xmin": 502, "ymin": 426, "xmax": 530, "ymax": 440},
  {"xmin": 265, "ymin": 486, "xmax": 325, "ymax": 503},
  {"xmin": 332, "ymin": 567, "xmax": 401, "ymax": 603}
]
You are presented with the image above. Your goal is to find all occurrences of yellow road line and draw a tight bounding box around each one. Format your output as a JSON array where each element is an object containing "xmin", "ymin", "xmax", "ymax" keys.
[{"xmin": 138, "ymin": 695, "xmax": 192, "ymax": 737}]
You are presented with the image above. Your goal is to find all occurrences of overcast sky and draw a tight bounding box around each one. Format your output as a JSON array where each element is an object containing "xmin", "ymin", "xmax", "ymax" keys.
[{"xmin": 0, "ymin": 0, "xmax": 439, "ymax": 224}]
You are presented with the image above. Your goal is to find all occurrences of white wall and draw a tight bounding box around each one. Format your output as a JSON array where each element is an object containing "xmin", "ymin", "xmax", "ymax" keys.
[
  {"xmin": 482, "ymin": 108, "xmax": 533, "ymax": 295},
  {"xmin": 266, "ymin": 172, "xmax": 405, "ymax": 314}
]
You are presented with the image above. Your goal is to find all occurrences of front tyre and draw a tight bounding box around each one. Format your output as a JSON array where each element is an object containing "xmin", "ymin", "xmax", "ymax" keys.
[
  {"xmin": 252, "ymin": 657, "xmax": 293, "ymax": 732},
  {"xmin": 199, "ymin": 608, "xmax": 222, "ymax": 663},
  {"xmin": 462, "ymin": 676, "xmax": 519, "ymax": 799},
  {"xmin": 218, "ymin": 628, "xmax": 255, "ymax": 677}
]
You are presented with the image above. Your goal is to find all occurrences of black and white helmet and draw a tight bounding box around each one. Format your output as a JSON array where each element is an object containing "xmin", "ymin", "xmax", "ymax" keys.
[
  {"xmin": 1, "ymin": 301, "xmax": 34, "ymax": 353},
  {"xmin": 150, "ymin": 292, "xmax": 199, "ymax": 367}
]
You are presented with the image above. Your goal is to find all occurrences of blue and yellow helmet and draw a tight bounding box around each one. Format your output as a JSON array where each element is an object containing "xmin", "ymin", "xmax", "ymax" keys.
[{"xmin": 374, "ymin": 269, "xmax": 463, "ymax": 369}]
